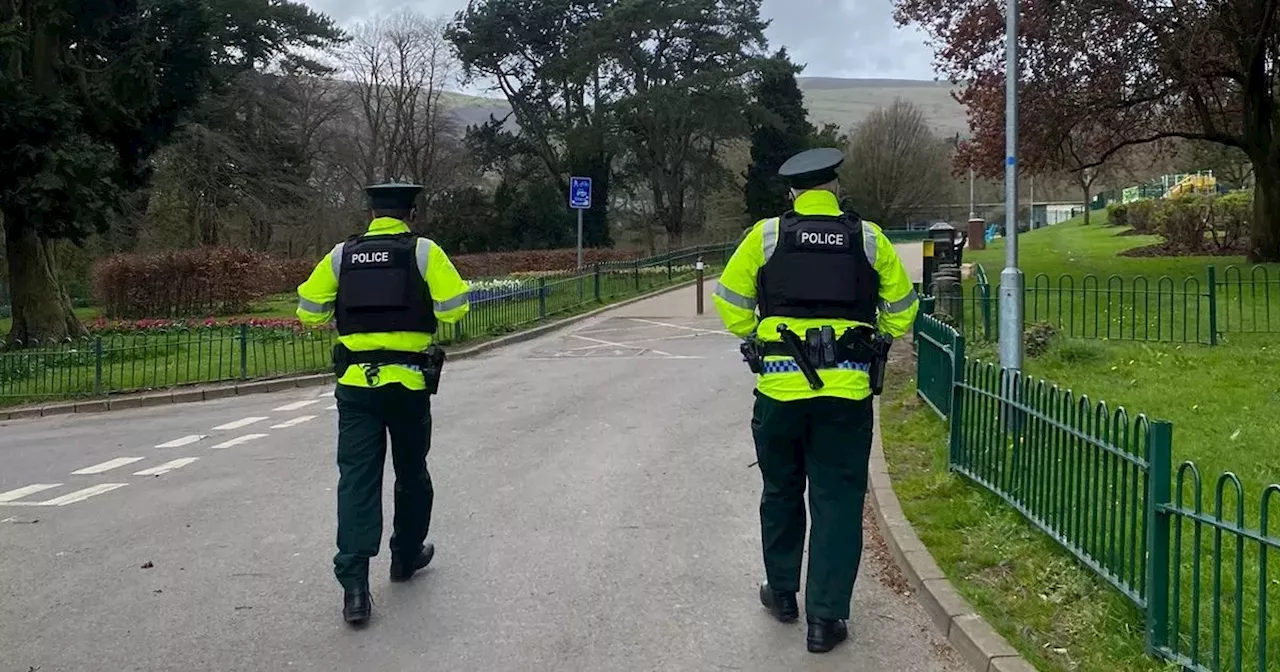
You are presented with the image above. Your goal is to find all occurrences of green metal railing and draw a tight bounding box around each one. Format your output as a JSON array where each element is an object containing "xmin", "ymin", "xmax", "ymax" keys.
[
  {"xmin": 0, "ymin": 243, "xmax": 732, "ymax": 406},
  {"xmin": 934, "ymin": 264, "xmax": 1280, "ymax": 346},
  {"xmin": 914, "ymin": 305, "xmax": 1280, "ymax": 672}
]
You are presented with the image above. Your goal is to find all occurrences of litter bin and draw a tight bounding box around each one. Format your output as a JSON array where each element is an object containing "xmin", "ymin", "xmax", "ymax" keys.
[{"xmin": 967, "ymin": 217, "xmax": 986, "ymax": 250}]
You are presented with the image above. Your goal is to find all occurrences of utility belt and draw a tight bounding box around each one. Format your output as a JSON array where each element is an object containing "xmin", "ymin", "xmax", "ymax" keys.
[
  {"xmin": 739, "ymin": 323, "xmax": 893, "ymax": 395},
  {"xmin": 332, "ymin": 343, "xmax": 447, "ymax": 394}
]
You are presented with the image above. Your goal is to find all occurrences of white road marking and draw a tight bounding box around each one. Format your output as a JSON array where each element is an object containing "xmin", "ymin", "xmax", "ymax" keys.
[
  {"xmin": 134, "ymin": 458, "xmax": 199, "ymax": 476},
  {"xmin": 210, "ymin": 433, "xmax": 269, "ymax": 449},
  {"xmin": 37, "ymin": 483, "xmax": 129, "ymax": 506},
  {"xmin": 325, "ymin": 404, "xmax": 337, "ymax": 410},
  {"xmin": 534, "ymin": 355, "xmax": 704, "ymax": 361},
  {"xmin": 0, "ymin": 484, "xmax": 61, "ymax": 503},
  {"xmin": 270, "ymin": 415, "xmax": 316, "ymax": 429},
  {"xmin": 316, "ymin": 390, "xmax": 332, "ymax": 398},
  {"xmin": 273, "ymin": 399, "xmax": 320, "ymax": 411},
  {"xmin": 71, "ymin": 457, "xmax": 145, "ymax": 475},
  {"xmin": 213, "ymin": 417, "xmax": 268, "ymax": 431},
  {"xmin": 626, "ymin": 318, "xmax": 732, "ymax": 335},
  {"xmin": 156, "ymin": 434, "xmax": 206, "ymax": 448},
  {"xmin": 569, "ymin": 333, "xmax": 674, "ymax": 357}
]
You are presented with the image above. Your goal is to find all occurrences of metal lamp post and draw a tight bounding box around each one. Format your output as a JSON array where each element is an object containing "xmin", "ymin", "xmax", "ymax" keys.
[{"xmin": 998, "ymin": 0, "xmax": 1024, "ymax": 374}]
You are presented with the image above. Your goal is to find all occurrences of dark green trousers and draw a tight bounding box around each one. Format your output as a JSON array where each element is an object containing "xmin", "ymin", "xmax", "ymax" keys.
[
  {"xmin": 750, "ymin": 391, "xmax": 874, "ymax": 620},
  {"xmin": 333, "ymin": 382, "xmax": 434, "ymax": 590}
]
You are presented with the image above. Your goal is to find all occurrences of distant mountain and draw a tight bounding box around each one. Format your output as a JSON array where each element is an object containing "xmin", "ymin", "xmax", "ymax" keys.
[{"xmin": 435, "ymin": 77, "xmax": 972, "ymax": 137}]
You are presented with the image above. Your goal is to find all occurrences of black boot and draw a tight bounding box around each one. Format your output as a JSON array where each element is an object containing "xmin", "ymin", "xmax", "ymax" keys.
[
  {"xmin": 343, "ymin": 586, "xmax": 372, "ymax": 625},
  {"xmin": 390, "ymin": 542, "xmax": 435, "ymax": 582},
  {"xmin": 806, "ymin": 616, "xmax": 848, "ymax": 653},
  {"xmin": 758, "ymin": 582, "xmax": 799, "ymax": 623}
]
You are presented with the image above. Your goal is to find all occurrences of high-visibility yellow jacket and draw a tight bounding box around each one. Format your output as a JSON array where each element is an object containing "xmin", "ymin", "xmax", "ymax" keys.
[
  {"xmin": 296, "ymin": 217, "xmax": 471, "ymax": 390},
  {"xmin": 712, "ymin": 190, "xmax": 919, "ymax": 402}
]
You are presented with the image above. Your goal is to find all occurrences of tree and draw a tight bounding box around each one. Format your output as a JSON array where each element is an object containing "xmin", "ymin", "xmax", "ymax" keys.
[
  {"xmin": 602, "ymin": 0, "xmax": 769, "ymax": 245},
  {"xmin": 743, "ymin": 48, "xmax": 815, "ymax": 223},
  {"xmin": 841, "ymin": 99, "xmax": 951, "ymax": 228},
  {"xmin": 0, "ymin": 0, "xmax": 217, "ymax": 344},
  {"xmin": 341, "ymin": 13, "xmax": 463, "ymax": 205},
  {"xmin": 895, "ymin": 0, "xmax": 1280, "ymax": 261},
  {"xmin": 446, "ymin": 0, "xmax": 615, "ymax": 249}
]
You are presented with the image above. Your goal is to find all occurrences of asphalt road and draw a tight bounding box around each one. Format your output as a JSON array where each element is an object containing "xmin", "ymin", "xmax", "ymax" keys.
[{"xmin": 0, "ymin": 243, "xmax": 956, "ymax": 672}]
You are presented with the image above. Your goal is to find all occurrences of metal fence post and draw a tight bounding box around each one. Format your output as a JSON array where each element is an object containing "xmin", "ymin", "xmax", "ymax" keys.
[
  {"xmin": 538, "ymin": 277, "xmax": 547, "ymax": 319},
  {"xmin": 239, "ymin": 324, "xmax": 248, "ymax": 379},
  {"xmin": 634, "ymin": 260, "xmax": 640, "ymax": 291},
  {"xmin": 593, "ymin": 264, "xmax": 601, "ymax": 302},
  {"xmin": 1145, "ymin": 420, "xmax": 1174, "ymax": 656},
  {"xmin": 1206, "ymin": 265, "xmax": 1218, "ymax": 345},
  {"xmin": 947, "ymin": 327, "xmax": 966, "ymax": 469},
  {"xmin": 93, "ymin": 337, "xmax": 103, "ymax": 396}
]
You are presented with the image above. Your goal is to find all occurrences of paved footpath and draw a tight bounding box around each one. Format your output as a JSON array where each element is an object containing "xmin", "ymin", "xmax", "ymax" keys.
[{"xmin": 0, "ymin": 243, "xmax": 958, "ymax": 671}]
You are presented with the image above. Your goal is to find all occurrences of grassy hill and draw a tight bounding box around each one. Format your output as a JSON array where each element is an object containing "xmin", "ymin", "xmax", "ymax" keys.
[{"xmin": 437, "ymin": 77, "xmax": 971, "ymax": 136}]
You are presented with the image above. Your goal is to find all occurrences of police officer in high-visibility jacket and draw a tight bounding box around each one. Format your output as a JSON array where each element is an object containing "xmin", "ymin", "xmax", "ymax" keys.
[
  {"xmin": 712, "ymin": 148, "xmax": 918, "ymax": 653},
  {"xmin": 296, "ymin": 182, "xmax": 471, "ymax": 625}
]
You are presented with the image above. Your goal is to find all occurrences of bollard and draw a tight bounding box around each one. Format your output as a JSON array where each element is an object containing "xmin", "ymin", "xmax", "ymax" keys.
[
  {"xmin": 695, "ymin": 256, "xmax": 705, "ymax": 315},
  {"xmin": 921, "ymin": 239, "xmax": 936, "ymax": 293}
]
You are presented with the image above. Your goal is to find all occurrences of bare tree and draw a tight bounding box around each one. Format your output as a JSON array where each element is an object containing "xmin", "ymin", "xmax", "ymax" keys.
[
  {"xmin": 340, "ymin": 12, "xmax": 465, "ymax": 213},
  {"xmin": 841, "ymin": 98, "xmax": 952, "ymax": 228}
]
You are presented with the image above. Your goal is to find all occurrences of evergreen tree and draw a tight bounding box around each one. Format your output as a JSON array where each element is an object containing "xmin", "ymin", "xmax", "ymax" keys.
[{"xmin": 743, "ymin": 49, "xmax": 814, "ymax": 223}]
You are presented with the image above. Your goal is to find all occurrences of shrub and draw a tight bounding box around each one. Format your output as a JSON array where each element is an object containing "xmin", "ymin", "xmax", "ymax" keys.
[
  {"xmin": 1126, "ymin": 199, "xmax": 1158, "ymax": 233},
  {"xmin": 1211, "ymin": 189, "xmax": 1252, "ymax": 252},
  {"xmin": 93, "ymin": 247, "xmax": 309, "ymax": 319},
  {"xmin": 1024, "ymin": 322, "xmax": 1058, "ymax": 358},
  {"xmin": 1106, "ymin": 202, "xmax": 1129, "ymax": 228},
  {"xmin": 1154, "ymin": 194, "xmax": 1212, "ymax": 253}
]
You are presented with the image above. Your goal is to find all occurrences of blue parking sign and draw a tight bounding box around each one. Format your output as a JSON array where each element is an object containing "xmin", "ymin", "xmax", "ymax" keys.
[{"xmin": 569, "ymin": 176, "xmax": 592, "ymax": 209}]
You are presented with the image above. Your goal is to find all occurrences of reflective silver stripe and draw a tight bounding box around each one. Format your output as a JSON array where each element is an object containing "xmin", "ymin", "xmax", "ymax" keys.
[
  {"xmin": 434, "ymin": 293, "xmax": 468, "ymax": 313},
  {"xmin": 761, "ymin": 218, "xmax": 779, "ymax": 261},
  {"xmin": 329, "ymin": 242, "xmax": 345, "ymax": 279},
  {"xmin": 862, "ymin": 228, "xmax": 878, "ymax": 267},
  {"xmin": 881, "ymin": 288, "xmax": 918, "ymax": 314},
  {"xmin": 415, "ymin": 237, "xmax": 431, "ymax": 277},
  {"xmin": 713, "ymin": 283, "xmax": 755, "ymax": 310},
  {"xmin": 298, "ymin": 297, "xmax": 332, "ymax": 313}
]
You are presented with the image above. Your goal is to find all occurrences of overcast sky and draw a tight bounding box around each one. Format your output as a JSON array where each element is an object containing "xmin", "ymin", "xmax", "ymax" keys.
[{"xmin": 299, "ymin": 0, "xmax": 940, "ymax": 91}]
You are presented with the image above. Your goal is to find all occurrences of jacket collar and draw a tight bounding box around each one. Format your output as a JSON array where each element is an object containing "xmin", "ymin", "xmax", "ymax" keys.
[
  {"xmin": 792, "ymin": 190, "xmax": 841, "ymax": 215},
  {"xmin": 366, "ymin": 217, "xmax": 412, "ymax": 235}
]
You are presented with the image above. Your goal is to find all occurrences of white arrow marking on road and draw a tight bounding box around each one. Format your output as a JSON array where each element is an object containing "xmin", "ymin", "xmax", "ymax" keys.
[
  {"xmin": 71, "ymin": 457, "xmax": 145, "ymax": 475},
  {"xmin": 273, "ymin": 399, "xmax": 320, "ymax": 411},
  {"xmin": 213, "ymin": 417, "xmax": 268, "ymax": 431},
  {"xmin": 133, "ymin": 458, "xmax": 199, "ymax": 476},
  {"xmin": 156, "ymin": 434, "xmax": 206, "ymax": 448},
  {"xmin": 37, "ymin": 483, "xmax": 128, "ymax": 506},
  {"xmin": 0, "ymin": 484, "xmax": 62, "ymax": 503},
  {"xmin": 210, "ymin": 433, "xmax": 269, "ymax": 449},
  {"xmin": 270, "ymin": 415, "xmax": 316, "ymax": 429}
]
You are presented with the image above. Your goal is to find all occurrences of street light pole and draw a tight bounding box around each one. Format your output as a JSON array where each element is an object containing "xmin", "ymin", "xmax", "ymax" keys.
[{"xmin": 998, "ymin": 0, "xmax": 1024, "ymax": 374}]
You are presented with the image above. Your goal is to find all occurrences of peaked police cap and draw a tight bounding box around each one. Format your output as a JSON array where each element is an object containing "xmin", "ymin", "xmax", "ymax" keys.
[
  {"xmin": 364, "ymin": 182, "xmax": 423, "ymax": 211},
  {"xmin": 777, "ymin": 147, "xmax": 844, "ymax": 190}
]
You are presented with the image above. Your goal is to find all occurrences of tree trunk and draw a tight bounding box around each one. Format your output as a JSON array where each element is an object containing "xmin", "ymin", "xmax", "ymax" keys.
[
  {"xmin": 1248, "ymin": 152, "xmax": 1280, "ymax": 262},
  {"xmin": 1078, "ymin": 175, "xmax": 1092, "ymax": 226},
  {"xmin": 3, "ymin": 219, "xmax": 88, "ymax": 346}
]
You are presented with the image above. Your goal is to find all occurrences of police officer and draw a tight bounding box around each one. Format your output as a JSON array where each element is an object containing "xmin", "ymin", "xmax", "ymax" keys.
[
  {"xmin": 711, "ymin": 148, "xmax": 919, "ymax": 653},
  {"xmin": 295, "ymin": 182, "xmax": 471, "ymax": 625}
]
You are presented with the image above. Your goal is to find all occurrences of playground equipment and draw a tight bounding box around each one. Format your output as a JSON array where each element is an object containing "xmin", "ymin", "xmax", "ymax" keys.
[{"xmin": 1164, "ymin": 171, "xmax": 1217, "ymax": 198}]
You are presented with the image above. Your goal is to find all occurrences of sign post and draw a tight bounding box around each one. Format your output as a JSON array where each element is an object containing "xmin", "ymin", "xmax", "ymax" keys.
[{"xmin": 569, "ymin": 177, "xmax": 592, "ymax": 269}]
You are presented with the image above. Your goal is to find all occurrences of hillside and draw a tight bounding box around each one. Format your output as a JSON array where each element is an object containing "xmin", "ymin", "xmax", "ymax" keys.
[{"xmin": 437, "ymin": 77, "xmax": 971, "ymax": 137}]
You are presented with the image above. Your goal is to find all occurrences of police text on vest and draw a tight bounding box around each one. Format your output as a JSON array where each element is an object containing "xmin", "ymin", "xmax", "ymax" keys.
[
  {"xmin": 351, "ymin": 251, "xmax": 391, "ymax": 264},
  {"xmin": 799, "ymin": 231, "xmax": 845, "ymax": 246}
]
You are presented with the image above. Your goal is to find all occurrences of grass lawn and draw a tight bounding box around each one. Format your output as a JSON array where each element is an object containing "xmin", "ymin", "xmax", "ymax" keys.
[
  {"xmin": 0, "ymin": 266, "xmax": 712, "ymax": 407},
  {"xmin": 955, "ymin": 213, "xmax": 1280, "ymax": 342},
  {"xmin": 880, "ymin": 353, "xmax": 1178, "ymax": 672},
  {"xmin": 889, "ymin": 211, "xmax": 1280, "ymax": 671}
]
